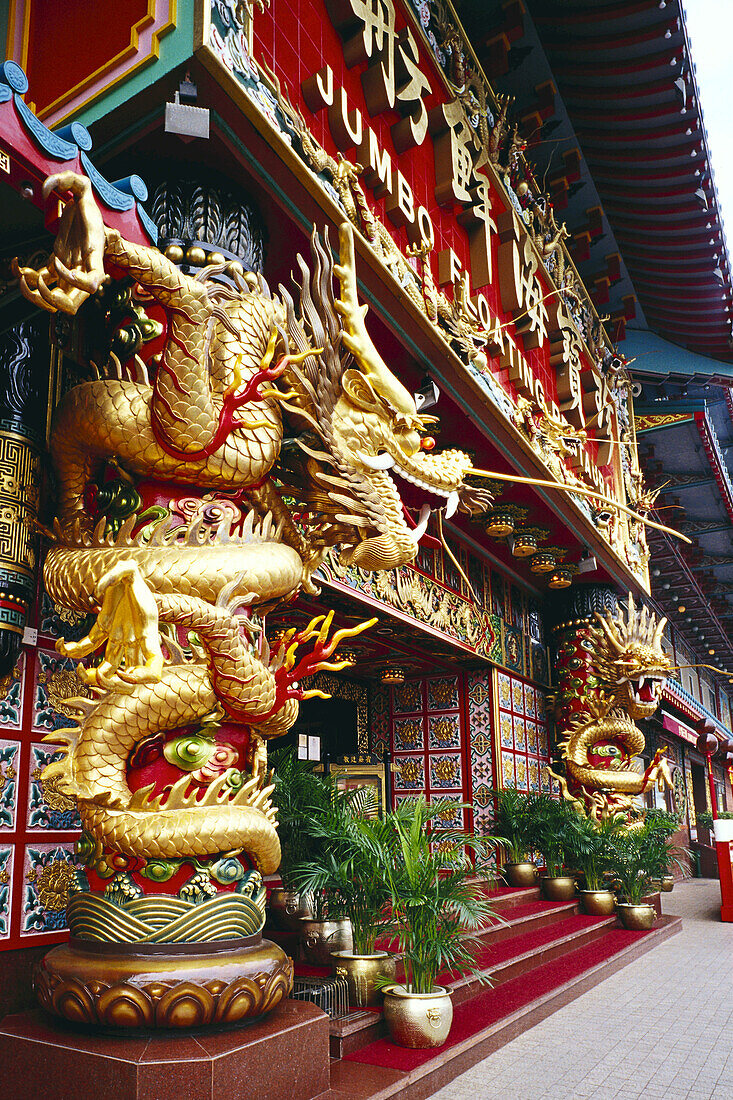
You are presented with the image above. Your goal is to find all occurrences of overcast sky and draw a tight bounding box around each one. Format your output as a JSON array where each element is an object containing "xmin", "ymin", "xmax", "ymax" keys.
[{"xmin": 684, "ymin": 1, "xmax": 733, "ymax": 249}]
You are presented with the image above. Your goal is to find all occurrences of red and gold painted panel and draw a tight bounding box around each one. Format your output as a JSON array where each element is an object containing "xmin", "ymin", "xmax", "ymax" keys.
[
  {"xmin": 389, "ymin": 674, "xmax": 472, "ymax": 828},
  {"xmin": 6, "ymin": 0, "xmax": 177, "ymax": 123},
  {"xmin": 495, "ymin": 668, "xmax": 551, "ymax": 798},
  {"xmin": 0, "ymin": 562, "xmax": 82, "ymax": 948}
]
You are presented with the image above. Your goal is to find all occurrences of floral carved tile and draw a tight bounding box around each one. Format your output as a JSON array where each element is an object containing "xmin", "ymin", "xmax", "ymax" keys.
[
  {"xmin": 27, "ymin": 744, "xmax": 81, "ymax": 830},
  {"xmin": 429, "ymin": 753, "xmax": 462, "ymax": 790},
  {"xmin": 428, "ymin": 713, "xmax": 461, "ymax": 750},
  {"xmin": 392, "ymin": 680, "xmax": 423, "ymax": 714},
  {"xmin": 0, "ymin": 740, "xmax": 19, "ymax": 831},
  {"xmin": 427, "ymin": 677, "xmax": 458, "ymax": 711},
  {"xmin": 0, "ymin": 654, "xmax": 25, "ymax": 730},
  {"xmin": 0, "ymin": 845, "xmax": 13, "ymax": 938},
  {"xmin": 393, "ymin": 756, "xmax": 425, "ymax": 792},
  {"xmin": 393, "ymin": 717, "xmax": 424, "ymax": 752},
  {"xmin": 22, "ymin": 842, "xmax": 83, "ymax": 935}
]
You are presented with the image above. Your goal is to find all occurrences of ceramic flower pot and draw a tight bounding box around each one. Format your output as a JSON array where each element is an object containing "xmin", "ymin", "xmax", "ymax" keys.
[
  {"xmin": 541, "ymin": 875, "xmax": 576, "ymax": 902},
  {"xmin": 579, "ymin": 889, "xmax": 616, "ymax": 916},
  {"xmin": 504, "ymin": 862, "xmax": 537, "ymax": 888},
  {"xmin": 382, "ymin": 984, "xmax": 453, "ymax": 1048},
  {"xmin": 331, "ymin": 951, "xmax": 396, "ymax": 1007},
  {"xmin": 268, "ymin": 888, "xmax": 313, "ymax": 932},
  {"xmin": 616, "ymin": 903, "xmax": 656, "ymax": 931},
  {"xmin": 300, "ymin": 918, "xmax": 353, "ymax": 966}
]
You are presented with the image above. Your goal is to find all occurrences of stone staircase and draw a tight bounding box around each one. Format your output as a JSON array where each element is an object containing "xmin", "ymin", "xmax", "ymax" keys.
[{"xmin": 299, "ymin": 883, "xmax": 681, "ymax": 1099}]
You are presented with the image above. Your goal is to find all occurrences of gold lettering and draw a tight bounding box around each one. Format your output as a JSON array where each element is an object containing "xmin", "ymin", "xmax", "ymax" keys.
[
  {"xmin": 302, "ymin": 65, "xmax": 335, "ymax": 111},
  {"xmin": 457, "ymin": 177, "xmax": 496, "ymax": 290},
  {"xmin": 328, "ymin": 85, "xmax": 363, "ymax": 150},
  {"xmin": 385, "ymin": 169, "xmax": 415, "ymax": 227},
  {"xmin": 357, "ymin": 126, "xmax": 393, "ymax": 196},
  {"xmin": 430, "ymin": 99, "xmax": 478, "ymax": 206},
  {"xmin": 392, "ymin": 27, "xmax": 431, "ymax": 152},
  {"xmin": 437, "ymin": 248, "xmax": 464, "ymax": 289},
  {"xmin": 406, "ymin": 204, "xmax": 435, "ymax": 248}
]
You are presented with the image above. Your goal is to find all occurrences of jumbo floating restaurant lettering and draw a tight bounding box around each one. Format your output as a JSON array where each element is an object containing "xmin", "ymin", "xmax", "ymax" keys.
[{"xmin": 299, "ymin": 0, "xmax": 613, "ymax": 497}]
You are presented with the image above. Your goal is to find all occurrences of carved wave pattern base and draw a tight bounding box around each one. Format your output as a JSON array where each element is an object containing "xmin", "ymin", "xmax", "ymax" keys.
[
  {"xmin": 35, "ymin": 940, "xmax": 293, "ymax": 1028},
  {"xmin": 68, "ymin": 889, "xmax": 267, "ymax": 943}
]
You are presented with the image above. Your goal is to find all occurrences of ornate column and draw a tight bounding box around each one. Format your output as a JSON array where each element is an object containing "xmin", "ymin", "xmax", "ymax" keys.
[
  {"xmin": 548, "ymin": 585, "xmax": 672, "ymax": 820},
  {"xmin": 0, "ymin": 318, "xmax": 46, "ymax": 677}
]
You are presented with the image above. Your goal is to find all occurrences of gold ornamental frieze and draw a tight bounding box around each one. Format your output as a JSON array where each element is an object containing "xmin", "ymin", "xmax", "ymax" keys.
[
  {"xmin": 319, "ymin": 547, "xmax": 500, "ymax": 661},
  {"xmin": 196, "ymin": 0, "xmax": 652, "ymax": 585}
]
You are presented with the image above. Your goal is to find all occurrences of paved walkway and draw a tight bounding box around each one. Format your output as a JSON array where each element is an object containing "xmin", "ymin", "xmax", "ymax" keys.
[{"xmin": 431, "ymin": 879, "xmax": 733, "ymax": 1100}]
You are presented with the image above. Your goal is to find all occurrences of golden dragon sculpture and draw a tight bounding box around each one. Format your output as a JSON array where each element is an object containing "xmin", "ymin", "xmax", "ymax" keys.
[
  {"xmin": 549, "ymin": 594, "xmax": 673, "ymax": 821},
  {"xmin": 14, "ymin": 171, "xmax": 486, "ymax": 1010}
]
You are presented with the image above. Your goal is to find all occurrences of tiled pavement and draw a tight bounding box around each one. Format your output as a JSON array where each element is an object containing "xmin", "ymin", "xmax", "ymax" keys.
[{"xmin": 431, "ymin": 879, "xmax": 733, "ymax": 1100}]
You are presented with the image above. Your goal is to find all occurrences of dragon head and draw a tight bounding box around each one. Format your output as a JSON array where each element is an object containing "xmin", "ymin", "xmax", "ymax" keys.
[
  {"xmin": 276, "ymin": 224, "xmax": 491, "ymax": 569},
  {"xmin": 591, "ymin": 593, "xmax": 671, "ymax": 719}
]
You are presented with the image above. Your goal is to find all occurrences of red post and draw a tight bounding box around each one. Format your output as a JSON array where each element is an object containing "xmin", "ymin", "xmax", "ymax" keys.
[{"xmin": 697, "ymin": 722, "xmax": 733, "ymax": 920}]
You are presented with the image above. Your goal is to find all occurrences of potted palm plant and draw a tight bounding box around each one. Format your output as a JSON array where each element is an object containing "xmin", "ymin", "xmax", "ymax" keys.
[
  {"xmin": 565, "ymin": 813, "xmax": 621, "ymax": 916},
  {"xmin": 527, "ymin": 794, "xmax": 576, "ymax": 901},
  {"xmin": 378, "ymin": 797, "xmax": 495, "ymax": 1049},
  {"xmin": 268, "ymin": 746, "xmax": 335, "ymax": 931},
  {"xmin": 606, "ymin": 824, "xmax": 663, "ymax": 930},
  {"xmin": 644, "ymin": 809, "xmax": 688, "ymax": 891},
  {"xmin": 488, "ymin": 789, "xmax": 537, "ymax": 887},
  {"xmin": 289, "ymin": 787, "xmax": 394, "ymax": 1004}
]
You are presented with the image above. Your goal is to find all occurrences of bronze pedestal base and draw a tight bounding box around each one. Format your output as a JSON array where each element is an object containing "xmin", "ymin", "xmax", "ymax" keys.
[{"xmin": 35, "ymin": 933, "xmax": 293, "ymax": 1029}]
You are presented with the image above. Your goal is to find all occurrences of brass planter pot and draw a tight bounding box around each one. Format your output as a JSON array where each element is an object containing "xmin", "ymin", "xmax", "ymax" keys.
[
  {"xmin": 661, "ymin": 875, "xmax": 675, "ymax": 893},
  {"xmin": 579, "ymin": 889, "xmax": 616, "ymax": 916},
  {"xmin": 541, "ymin": 875, "xmax": 576, "ymax": 902},
  {"xmin": 504, "ymin": 862, "xmax": 537, "ymax": 888},
  {"xmin": 383, "ymin": 984, "xmax": 453, "ymax": 1048},
  {"xmin": 268, "ymin": 888, "xmax": 313, "ymax": 933},
  {"xmin": 332, "ymin": 951, "xmax": 396, "ymax": 1007},
  {"xmin": 300, "ymin": 919, "xmax": 353, "ymax": 966},
  {"xmin": 616, "ymin": 903, "xmax": 656, "ymax": 931}
]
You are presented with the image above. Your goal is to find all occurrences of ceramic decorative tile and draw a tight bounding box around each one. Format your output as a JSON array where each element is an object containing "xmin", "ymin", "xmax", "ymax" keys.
[
  {"xmin": 392, "ymin": 680, "xmax": 423, "ymax": 714},
  {"xmin": 393, "ymin": 756, "xmax": 425, "ymax": 792},
  {"xmin": 369, "ymin": 682, "xmax": 390, "ymax": 757},
  {"xmin": 27, "ymin": 743, "xmax": 81, "ymax": 830},
  {"xmin": 497, "ymin": 672, "xmax": 511, "ymax": 709},
  {"xmin": 22, "ymin": 842, "xmax": 83, "ymax": 935},
  {"xmin": 526, "ymin": 721, "xmax": 538, "ymax": 754},
  {"xmin": 528, "ymin": 759, "xmax": 540, "ymax": 791},
  {"xmin": 525, "ymin": 686, "xmax": 536, "ymax": 718},
  {"xmin": 499, "ymin": 711, "xmax": 513, "ymax": 748},
  {"xmin": 501, "ymin": 751, "xmax": 515, "ymax": 788},
  {"xmin": 0, "ymin": 654, "xmax": 25, "ymax": 729},
  {"xmin": 515, "ymin": 757, "xmax": 528, "ymax": 791},
  {"xmin": 0, "ymin": 844, "xmax": 12, "ymax": 938},
  {"xmin": 428, "ymin": 713, "xmax": 461, "ymax": 750},
  {"xmin": 32, "ymin": 650, "xmax": 77, "ymax": 733},
  {"xmin": 429, "ymin": 753, "xmax": 462, "ymax": 790},
  {"xmin": 429, "ymin": 800, "xmax": 464, "ymax": 829},
  {"xmin": 393, "ymin": 717, "xmax": 424, "ymax": 752},
  {"xmin": 512, "ymin": 680, "xmax": 524, "ymax": 712},
  {"xmin": 427, "ymin": 677, "xmax": 459, "ymax": 711},
  {"xmin": 513, "ymin": 715, "xmax": 527, "ymax": 752},
  {"xmin": 0, "ymin": 740, "xmax": 20, "ymax": 830}
]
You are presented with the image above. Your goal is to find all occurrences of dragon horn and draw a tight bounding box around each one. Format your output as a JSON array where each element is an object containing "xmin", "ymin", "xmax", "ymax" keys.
[
  {"xmin": 333, "ymin": 223, "xmax": 418, "ymax": 419},
  {"xmin": 594, "ymin": 610, "xmax": 625, "ymax": 654},
  {"xmin": 653, "ymin": 616, "xmax": 668, "ymax": 648}
]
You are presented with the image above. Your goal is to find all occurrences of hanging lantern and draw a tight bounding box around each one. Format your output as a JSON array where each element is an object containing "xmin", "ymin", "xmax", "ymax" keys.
[
  {"xmin": 381, "ymin": 666, "xmax": 406, "ymax": 685},
  {"xmin": 512, "ymin": 532, "xmax": 538, "ymax": 557},
  {"xmin": 548, "ymin": 566, "xmax": 574, "ymax": 589},
  {"xmin": 484, "ymin": 508, "xmax": 516, "ymax": 538},
  {"xmin": 530, "ymin": 550, "xmax": 556, "ymax": 574},
  {"xmin": 338, "ymin": 649, "xmax": 359, "ymax": 667}
]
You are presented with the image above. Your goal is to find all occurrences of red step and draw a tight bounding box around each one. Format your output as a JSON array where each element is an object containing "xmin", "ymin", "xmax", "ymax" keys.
[{"xmin": 323, "ymin": 915, "xmax": 682, "ymax": 1100}]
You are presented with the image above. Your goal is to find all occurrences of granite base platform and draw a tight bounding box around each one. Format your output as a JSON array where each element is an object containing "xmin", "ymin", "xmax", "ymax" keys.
[{"xmin": 0, "ymin": 1000, "xmax": 330, "ymax": 1100}]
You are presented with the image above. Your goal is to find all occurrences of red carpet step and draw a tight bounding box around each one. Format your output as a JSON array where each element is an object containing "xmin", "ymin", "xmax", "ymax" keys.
[{"xmin": 316, "ymin": 884, "xmax": 682, "ymax": 1099}]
